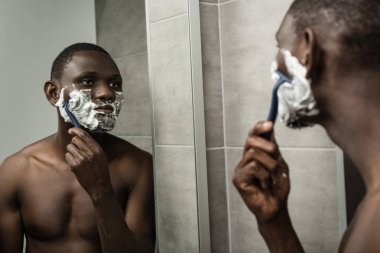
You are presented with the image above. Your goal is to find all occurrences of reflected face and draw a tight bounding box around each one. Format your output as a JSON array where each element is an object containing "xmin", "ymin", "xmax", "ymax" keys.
[
  {"xmin": 56, "ymin": 50, "xmax": 124, "ymax": 132},
  {"xmin": 272, "ymin": 14, "xmax": 319, "ymax": 128}
]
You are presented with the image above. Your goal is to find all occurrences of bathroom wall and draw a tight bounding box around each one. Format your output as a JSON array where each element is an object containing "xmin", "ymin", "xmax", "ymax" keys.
[
  {"xmin": 200, "ymin": 0, "xmax": 344, "ymax": 252},
  {"xmin": 145, "ymin": 0, "xmax": 204, "ymax": 252},
  {"xmin": 0, "ymin": 0, "xmax": 96, "ymax": 161},
  {"xmin": 95, "ymin": 0, "xmax": 152, "ymax": 153}
]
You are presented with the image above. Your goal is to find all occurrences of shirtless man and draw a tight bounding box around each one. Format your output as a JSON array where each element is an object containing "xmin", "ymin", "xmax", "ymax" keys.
[
  {"xmin": 0, "ymin": 43, "xmax": 155, "ymax": 253},
  {"xmin": 233, "ymin": 0, "xmax": 380, "ymax": 252}
]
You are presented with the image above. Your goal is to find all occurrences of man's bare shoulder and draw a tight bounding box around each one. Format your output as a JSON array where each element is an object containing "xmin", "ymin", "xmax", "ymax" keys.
[
  {"xmin": 104, "ymin": 134, "xmax": 152, "ymax": 178},
  {"xmin": 104, "ymin": 134, "xmax": 152, "ymax": 163},
  {"xmin": 0, "ymin": 135, "xmax": 56, "ymax": 180}
]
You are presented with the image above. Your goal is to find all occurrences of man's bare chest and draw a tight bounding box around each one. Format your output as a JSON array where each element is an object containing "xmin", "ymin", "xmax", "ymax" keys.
[{"xmin": 19, "ymin": 166, "xmax": 129, "ymax": 241}]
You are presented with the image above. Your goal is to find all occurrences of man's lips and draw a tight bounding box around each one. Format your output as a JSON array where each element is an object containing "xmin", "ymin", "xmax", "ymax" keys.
[{"xmin": 95, "ymin": 105, "xmax": 114, "ymax": 114}]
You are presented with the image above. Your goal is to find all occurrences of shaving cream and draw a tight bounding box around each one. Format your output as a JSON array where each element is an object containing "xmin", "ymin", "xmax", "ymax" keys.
[
  {"xmin": 270, "ymin": 50, "xmax": 319, "ymax": 128},
  {"xmin": 55, "ymin": 86, "xmax": 124, "ymax": 132}
]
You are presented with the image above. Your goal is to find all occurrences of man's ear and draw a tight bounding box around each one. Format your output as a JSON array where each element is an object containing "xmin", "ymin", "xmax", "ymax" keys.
[
  {"xmin": 300, "ymin": 28, "xmax": 323, "ymax": 80},
  {"xmin": 44, "ymin": 81, "xmax": 60, "ymax": 106}
]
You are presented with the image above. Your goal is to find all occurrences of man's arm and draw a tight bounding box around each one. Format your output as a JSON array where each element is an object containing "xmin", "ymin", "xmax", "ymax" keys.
[
  {"xmin": 65, "ymin": 128, "xmax": 154, "ymax": 253},
  {"xmin": 0, "ymin": 156, "xmax": 25, "ymax": 253},
  {"xmin": 233, "ymin": 121, "xmax": 304, "ymax": 253}
]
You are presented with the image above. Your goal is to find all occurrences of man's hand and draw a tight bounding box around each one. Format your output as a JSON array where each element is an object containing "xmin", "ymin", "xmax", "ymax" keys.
[
  {"xmin": 65, "ymin": 128, "xmax": 112, "ymax": 197},
  {"xmin": 233, "ymin": 121, "xmax": 290, "ymax": 224}
]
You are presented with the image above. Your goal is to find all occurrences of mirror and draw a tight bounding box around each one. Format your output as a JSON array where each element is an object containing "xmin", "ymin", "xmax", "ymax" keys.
[{"xmin": 0, "ymin": 0, "xmax": 155, "ymax": 252}]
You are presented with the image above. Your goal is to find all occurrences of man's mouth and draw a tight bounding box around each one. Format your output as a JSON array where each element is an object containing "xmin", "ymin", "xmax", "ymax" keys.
[{"xmin": 95, "ymin": 105, "xmax": 114, "ymax": 114}]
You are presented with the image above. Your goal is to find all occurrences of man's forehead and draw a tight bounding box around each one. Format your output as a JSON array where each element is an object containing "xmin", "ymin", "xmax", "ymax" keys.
[
  {"xmin": 64, "ymin": 50, "xmax": 120, "ymax": 76},
  {"xmin": 276, "ymin": 14, "xmax": 299, "ymax": 49}
]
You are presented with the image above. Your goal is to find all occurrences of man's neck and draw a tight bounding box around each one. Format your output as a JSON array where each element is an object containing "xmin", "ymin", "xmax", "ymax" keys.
[{"xmin": 322, "ymin": 75, "xmax": 380, "ymax": 192}]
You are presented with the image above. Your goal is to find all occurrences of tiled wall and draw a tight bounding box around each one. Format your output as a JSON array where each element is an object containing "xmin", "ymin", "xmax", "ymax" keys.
[
  {"xmin": 95, "ymin": 0, "xmax": 152, "ymax": 153},
  {"xmin": 200, "ymin": 0, "xmax": 342, "ymax": 252},
  {"xmin": 146, "ymin": 0, "xmax": 201, "ymax": 252}
]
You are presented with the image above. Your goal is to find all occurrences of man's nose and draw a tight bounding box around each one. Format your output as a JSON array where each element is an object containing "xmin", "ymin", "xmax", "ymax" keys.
[{"xmin": 94, "ymin": 82, "xmax": 114, "ymax": 101}]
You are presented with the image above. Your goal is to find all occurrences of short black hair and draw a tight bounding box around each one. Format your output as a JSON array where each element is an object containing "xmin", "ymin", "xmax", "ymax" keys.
[
  {"xmin": 50, "ymin": 42, "xmax": 111, "ymax": 81},
  {"xmin": 288, "ymin": 0, "xmax": 380, "ymax": 70}
]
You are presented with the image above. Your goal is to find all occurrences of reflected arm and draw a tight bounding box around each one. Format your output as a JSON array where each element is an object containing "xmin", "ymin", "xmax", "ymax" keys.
[{"xmin": 258, "ymin": 208, "xmax": 304, "ymax": 253}]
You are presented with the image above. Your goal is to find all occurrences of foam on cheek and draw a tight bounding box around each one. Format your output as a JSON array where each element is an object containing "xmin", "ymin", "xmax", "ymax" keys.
[
  {"xmin": 68, "ymin": 89, "xmax": 99, "ymax": 130},
  {"xmin": 55, "ymin": 87, "xmax": 99, "ymax": 130},
  {"xmin": 55, "ymin": 86, "xmax": 124, "ymax": 131},
  {"xmin": 276, "ymin": 50, "xmax": 319, "ymax": 128}
]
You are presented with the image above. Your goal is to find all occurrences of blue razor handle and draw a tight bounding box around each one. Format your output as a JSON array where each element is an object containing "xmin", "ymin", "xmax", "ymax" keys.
[
  {"xmin": 261, "ymin": 70, "xmax": 292, "ymax": 140},
  {"xmin": 62, "ymin": 98, "xmax": 81, "ymax": 128}
]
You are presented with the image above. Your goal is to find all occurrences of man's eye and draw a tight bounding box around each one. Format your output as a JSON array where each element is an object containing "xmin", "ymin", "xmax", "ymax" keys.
[
  {"xmin": 109, "ymin": 81, "xmax": 121, "ymax": 88},
  {"xmin": 81, "ymin": 79, "xmax": 94, "ymax": 86}
]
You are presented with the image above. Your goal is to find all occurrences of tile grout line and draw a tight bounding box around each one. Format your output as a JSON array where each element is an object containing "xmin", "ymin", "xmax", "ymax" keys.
[
  {"xmin": 219, "ymin": 0, "xmax": 239, "ymax": 6},
  {"xmin": 155, "ymin": 144, "xmax": 195, "ymax": 148},
  {"xmin": 150, "ymin": 12, "xmax": 188, "ymax": 25},
  {"xmin": 113, "ymin": 50, "xmax": 147, "ymax": 60},
  {"xmin": 227, "ymin": 146, "xmax": 337, "ymax": 150},
  {"xmin": 206, "ymin": 147, "xmax": 225, "ymax": 151},
  {"xmin": 217, "ymin": 2, "xmax": 233, "ymax": 252}
]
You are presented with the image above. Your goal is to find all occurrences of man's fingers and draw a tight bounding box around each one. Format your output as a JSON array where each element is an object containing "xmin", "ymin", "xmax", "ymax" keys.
[
  {"xmin": 68, "ymin": 128, "xmax": 96, "ymax": 146},
  {"xmin": 248, "ymin": 121, "xmax": 273, "ymax": 137},
  {"xmin": 66, "ymin": 143, "xmax": 85, "ymax": 162},
  {"xmin": 244, "ymin": 136, "xmax": 278, "ymax": 154},
  {"xmin": 70, "ymin": 136, "xmax": 94, "ymax": 159},
  {"xmin": 241, "ymin": 149, "xmax": 278, "ymax": 172},
  {"xmin": 234, "ymin": 160, "xmax": 271, "ymax": 192}
]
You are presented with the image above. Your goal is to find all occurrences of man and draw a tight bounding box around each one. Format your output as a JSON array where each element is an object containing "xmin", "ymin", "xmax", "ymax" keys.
[
  {"xmin": 0, "ymin": 43, "xmax": 155, "ymax": 253},
  {"xmin": 233, "ymin": 0, "xmax": 380, "ymax": 252}
]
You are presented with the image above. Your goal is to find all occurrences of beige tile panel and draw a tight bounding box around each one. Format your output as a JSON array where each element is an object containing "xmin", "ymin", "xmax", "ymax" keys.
[
  {"xmin": 95, "ymin": 0, "xmax": 147, "ymax": 57},
  {"xmin": 155, "ymin": 146, "xmax": 199, "ymax": 253},
  {"xmin": 206, "ymin": 149, "xmax": 230, "ymax": 253},
  {"xmin": 148, "ymin": 0, "xmax": 188, "ymax": 23},
  {"xmin": 149, "ymin": 14, "xmax": 195, "ymax": 146},
  {"xmin": 200, "ymin": 3, "xmax": 224, "ymax": 148}
]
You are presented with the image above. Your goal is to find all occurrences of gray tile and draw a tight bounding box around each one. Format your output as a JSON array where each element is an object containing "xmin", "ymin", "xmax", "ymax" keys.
[
  {"xmin": 226, "ymin": 147, "xmax": 340, "ymax": 253},
  {"xmin": 96, "ymin": 0, "xmax": 147, "ymax": 57},
  {"xmin": 275, "ymin": 124, "xmax": 334, "ymax": 148},
  {"xmin": 155, "ymin": 146, "xmax": 199, "ymax": 253},
  {"xmin": 119, "ymin": 136, "xmax": 152, "ymax": 153},
  {"xmin": 200, "ymin": 0, "xmax": 219, "ymax": 3},
  {"xmin": 150, "ymin": 15, "xmax": 195, "ymax": 145},
  {"xmin": 219, "ymin": 0, "xmax": 331, "ymax": 148},
  {"xmin": 206, "ymin": 149, "xmax": 229, "ymax": 253},
  {"xmin": 148, "ymin": 0, "xmax": 188, "ymax": 23},
  {"xmin": 111, "ymin": 53, "xmax": 152, "ymax": 137},
  {"xmin": 200, "ymin": 4, "xmax": 224, "ymax": 148}
]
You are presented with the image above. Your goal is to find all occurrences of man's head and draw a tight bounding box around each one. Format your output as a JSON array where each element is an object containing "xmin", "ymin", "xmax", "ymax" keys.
[
  {"xmin": 45, "ymin": 42, "xmax": 124, "ymax": 132},
  {"xmin": 273, "ymin": 0, "xmax": 380, "ymax": 127},
  {"xmin": 287, "ymin": 0, "xmax": 380, "ymax": 71}
]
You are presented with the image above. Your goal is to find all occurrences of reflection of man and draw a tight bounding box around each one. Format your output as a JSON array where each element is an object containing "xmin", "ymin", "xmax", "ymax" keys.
[
  {"xmin": 233, "ymin": 0, "xmax": 380, "ymax": 252},
  {"xmin": 0, "ymin": 43, "xmax": 155, "ymax": 253}
]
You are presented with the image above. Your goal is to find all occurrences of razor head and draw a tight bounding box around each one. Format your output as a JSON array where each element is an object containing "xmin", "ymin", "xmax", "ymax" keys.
[
  {"xmin": 62, "ymin": 98, "xmax": 81, "ymax": 128},
  {"xmin": 261, "ymin": 69, "xmax": 293, "ymax": 140}
]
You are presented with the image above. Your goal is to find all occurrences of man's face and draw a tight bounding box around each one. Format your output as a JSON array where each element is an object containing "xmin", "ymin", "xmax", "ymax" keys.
[{"xmin": 56, "ymin": 50, "xmax": 124, "ymax": 132}]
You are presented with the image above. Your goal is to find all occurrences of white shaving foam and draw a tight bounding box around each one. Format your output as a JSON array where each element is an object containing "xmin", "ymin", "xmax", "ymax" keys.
[
  {"xmin": 271, "ymin": 50, "xmax": 319, "ymax": 128},
  {"xmin": 55, "ymin": 86, "xmax": 124, "ymax": 132}
]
